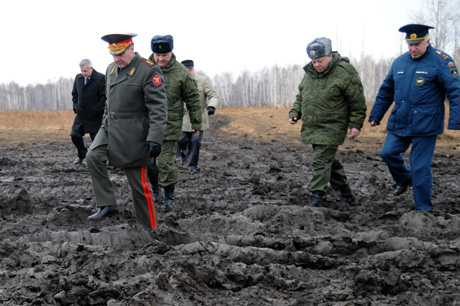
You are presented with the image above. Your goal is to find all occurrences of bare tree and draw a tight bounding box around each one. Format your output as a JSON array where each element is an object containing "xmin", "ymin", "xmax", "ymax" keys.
[{"xmin": 410, "ymin": 0, "xmax": 460, "ymax": 58}]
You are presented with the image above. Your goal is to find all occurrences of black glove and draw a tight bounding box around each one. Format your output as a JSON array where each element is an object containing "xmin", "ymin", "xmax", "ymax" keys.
[
  {"xmin": 207, "ymin": 106, "xmax": 215, "ymax": 115},
  {"xmin": 146, "ymin": 141, "xmax": 161, "ymax": 158}
]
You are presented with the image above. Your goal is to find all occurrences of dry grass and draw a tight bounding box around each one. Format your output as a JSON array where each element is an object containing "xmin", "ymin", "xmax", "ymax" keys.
[
  {"xmin": 0, "ymin": 111, "xmax": 75, "ymax": 145},
  {"xmin": 1, "ymin": 107, "xmax": 460, "ymax": 153}
]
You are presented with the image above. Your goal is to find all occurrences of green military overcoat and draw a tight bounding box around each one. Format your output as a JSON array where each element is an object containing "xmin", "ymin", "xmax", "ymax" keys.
[
  {"xmin": 90, "ymin": 53, "xmax": 168, "ymax": 168},
  {"xmin": 148, "ymin": 53, "xmax": 202, "ymax": 140},
  {"xmin": 289, "ymin": 52, "xmax": 367, "ymax": 145}
]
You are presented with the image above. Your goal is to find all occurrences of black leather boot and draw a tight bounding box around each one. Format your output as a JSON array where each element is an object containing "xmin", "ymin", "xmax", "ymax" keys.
[
  {"xmin": 394, "ymin": 178, "xmax": 412, "ymax": 196},
  {"xmin": 338, "ymin": 184, "xmax": 356, "ymax": 203},
  {"xmin": 88, "ymin": 205, "xmax": 119, "ymax": 221},
  {"xmin": 304, "ymin": 191, "xmax": 325, "ymax": 208},
  {"xmin": 163, "ymin": 185, "xmax": 175, "ymax": 208},
  {"xmin": 152, "ymin": 183, "xmax": 162, "ymax": 203}
]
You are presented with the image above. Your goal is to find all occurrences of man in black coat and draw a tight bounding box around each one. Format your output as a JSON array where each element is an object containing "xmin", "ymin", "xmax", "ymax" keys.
[{"xmin": 71, "ymin": 59, "xmax": 106, "ymax": 164}]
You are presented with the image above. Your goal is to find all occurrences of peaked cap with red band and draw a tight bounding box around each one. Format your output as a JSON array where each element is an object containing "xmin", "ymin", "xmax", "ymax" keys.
[{"xmin": 101, "ymin": 33, "xmax": 137, "ymax": 55}]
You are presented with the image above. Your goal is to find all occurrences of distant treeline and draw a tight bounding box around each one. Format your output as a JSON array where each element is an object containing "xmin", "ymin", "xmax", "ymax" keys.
[
  {"xmin": 0, "ymin": 54, "xmax": 396, "ymax": 112},
  {"xmin": 0, "ymin": 54, "xmax": 432, "ymax": 111}
]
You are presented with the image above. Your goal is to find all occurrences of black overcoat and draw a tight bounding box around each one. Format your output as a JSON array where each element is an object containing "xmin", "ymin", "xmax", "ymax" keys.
[{"xmin": 71, "ymin": 69, "xmax": 106, "ymax": 136}]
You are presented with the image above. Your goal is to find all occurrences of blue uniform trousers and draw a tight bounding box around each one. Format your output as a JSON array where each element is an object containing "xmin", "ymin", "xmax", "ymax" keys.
[{"xmin": 380, "ymin": 132, "xmax": 437, "ymax": 212}]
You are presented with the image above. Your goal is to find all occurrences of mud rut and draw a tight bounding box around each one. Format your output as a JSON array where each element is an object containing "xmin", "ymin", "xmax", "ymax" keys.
[{"xmin": 1, "ymin": 114, "xmax": 460, "ymax": 305}]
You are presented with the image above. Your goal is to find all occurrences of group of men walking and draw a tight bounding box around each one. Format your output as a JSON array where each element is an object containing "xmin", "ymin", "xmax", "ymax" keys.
[
  {"xmin": 71, "ymin": 23, "xmax": 460, "ymax": 232},
  {"xmin": 71, "ymin": 34, "xmax": 219, "ymax": 230}
]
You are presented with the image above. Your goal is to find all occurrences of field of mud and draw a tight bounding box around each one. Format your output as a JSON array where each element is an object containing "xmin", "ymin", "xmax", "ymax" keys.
[{"xmin": 1, "ymin": 110, "xmax": 460, "ymax": 305}]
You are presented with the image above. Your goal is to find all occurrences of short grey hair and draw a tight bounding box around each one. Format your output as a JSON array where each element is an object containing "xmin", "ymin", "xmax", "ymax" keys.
[{"xmin": 79, "ymin": 59, "xmax": 93, "ymax": 68}]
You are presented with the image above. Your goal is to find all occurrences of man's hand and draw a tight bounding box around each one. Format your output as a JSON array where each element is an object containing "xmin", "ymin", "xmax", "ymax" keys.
[
  {"xmin": 348, "ymin": 128, "xmax": 361, "ymax": 139},
  {"xmin": 289, "ymin": 117, "xmax": 298, "ymax": 124},
  {"xmin": 207, "ymin": 107, "xmax": 215, "ymax": 115},
  {"xmin": 146, "ymin": 141, "xmax": 162, "ymax": 158},
  {"xmin": 369, "ymin": 120, "xmax": 378, "ymax": 127}
]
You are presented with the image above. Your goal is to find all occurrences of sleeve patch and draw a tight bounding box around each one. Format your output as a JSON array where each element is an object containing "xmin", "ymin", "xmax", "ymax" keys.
[{"xmin": 153, "ymin": 75, "xmax": 162, "ymax": 86}]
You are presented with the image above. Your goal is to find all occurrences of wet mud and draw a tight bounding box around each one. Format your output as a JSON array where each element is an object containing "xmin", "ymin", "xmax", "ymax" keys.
[{"xmin": 1, "ymin": 113, "xmax": 460, "ymax": 305}]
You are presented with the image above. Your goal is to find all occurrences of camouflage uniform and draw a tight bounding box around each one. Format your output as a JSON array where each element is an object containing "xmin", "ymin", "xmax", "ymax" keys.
[
  {"xmin": 289, "ymin": 52, "xmax": 367, "ymax": 193},
  {"xmin": 147, "ymin": 53, "xmax": 202, "ymax": 188}
]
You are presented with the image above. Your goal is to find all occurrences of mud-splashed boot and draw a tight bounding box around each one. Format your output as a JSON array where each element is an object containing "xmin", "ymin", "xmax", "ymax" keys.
[
  {"xmin": 162, "ymin": 185, "xmax": 175, "ymax": 209},
  {"xmin": 303, "ymin": 191, "xmax": 325, "ymax": 208},
  {"xmin": 338, "ymin": 184, "xmax": 356, "ymax": 204}
]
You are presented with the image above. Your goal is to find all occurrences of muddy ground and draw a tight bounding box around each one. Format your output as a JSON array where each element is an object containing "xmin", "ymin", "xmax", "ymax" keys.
[{"xmin": 1, "ymin": 108, "xmax": 460, "ymax": 305}]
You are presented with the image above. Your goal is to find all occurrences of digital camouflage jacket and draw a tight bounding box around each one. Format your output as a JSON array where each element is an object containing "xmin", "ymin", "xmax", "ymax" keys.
[
  {"xmin": 289, "ymin": 52, "xmax": 367, "ymax": 145},
  {"xmin": 149, "ymin": 53, "xmax": 202, "ymax": 140}
]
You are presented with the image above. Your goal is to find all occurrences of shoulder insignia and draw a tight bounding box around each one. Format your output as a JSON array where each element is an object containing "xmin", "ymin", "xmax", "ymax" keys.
[
  {"xmin": 450, "ymin": 68, "xmax": 459, "ymax": 78},
  {"xmin": 110, "ymin": 66, "xmax": 116, "ymax": 75},
  {"xmin": 435, "ymin": 50, "xmax": 450, "ymax": 61},
  {"xmin": 140, "ymin": 59, "xmax": 155, "ymax": 67},
  {"xmin": 129, "ymin": 67, "xmax": 136, "ymax": 76}
]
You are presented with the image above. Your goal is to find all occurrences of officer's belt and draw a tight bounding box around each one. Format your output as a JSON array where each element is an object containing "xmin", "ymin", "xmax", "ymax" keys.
[{"xmin": 108, "ymin": 112, "xmax": 148, "ymax": 119}]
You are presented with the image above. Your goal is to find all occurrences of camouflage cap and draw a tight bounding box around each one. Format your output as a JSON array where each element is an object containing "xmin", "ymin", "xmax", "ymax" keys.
[{"xmin": 306, "ymin": 37, "xmax": 332, "ymax": 59}]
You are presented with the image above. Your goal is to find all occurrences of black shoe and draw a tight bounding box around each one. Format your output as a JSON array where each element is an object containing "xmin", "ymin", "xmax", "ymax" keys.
[
  {"xmin": 338, "ymin": 184, "xmax": 356, "ymax": 203},
  {"xmin": 152, "ymin": 185, "xmax": 162, "ymax": 203},
  {"xmin": 303, "ymin": 191, "xmax": 325, "ymax": 208},
  {"xmin": 88, "ymin": 205, "xmax": 119, "ymax": 221},
  {"xmin": 73, "ymin": 156, "xmax": 84, "ymax": 164},
  {"xmin": 188, "ymin": 165, "xmax": 198, "ymax": 173},
  {"xmin": 393, "ymin": 178, "xmax": 412, "ymax": 196},
  {"xmin": 162, "ymin": 185, "xmax": 175, "ymax": 208}
]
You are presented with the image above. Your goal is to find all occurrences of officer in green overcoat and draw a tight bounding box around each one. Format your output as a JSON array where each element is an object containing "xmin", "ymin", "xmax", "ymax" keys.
[
  {"xmin": 86, "ymin": 33, "xmax": 168, "ymax": 230},
  {"xmin": 147, "ymin": 35, "xmax": 202, "ymax": 209},
  {"xmin": 289, "ymin": 37, "xmax": 367, "ymax": 208}
]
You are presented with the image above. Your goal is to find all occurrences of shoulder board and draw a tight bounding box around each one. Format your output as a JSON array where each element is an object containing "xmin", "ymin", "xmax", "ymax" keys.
[
  {"xmin": 140, "ymin": 59, "xmax": 155, "ymax": 67},
  {"xmin": 435, "ymin": 50, "xmax": 450, "ymax": 61}
]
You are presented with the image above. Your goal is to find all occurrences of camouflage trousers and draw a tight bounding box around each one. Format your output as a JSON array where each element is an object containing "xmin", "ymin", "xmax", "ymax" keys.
[
  {"xmin": 307, "ymin": 144, "xmax": 348, "ymax": 193},
  {"xmin": 147, "ymin": 140, "xmax": 179, "ymax": 187}
]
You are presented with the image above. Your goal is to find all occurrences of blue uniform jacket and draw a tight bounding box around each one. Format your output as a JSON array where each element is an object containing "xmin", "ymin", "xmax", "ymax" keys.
[{"xmin": 369, "ymin": 45, "xmax": 460, "ymax": 135}]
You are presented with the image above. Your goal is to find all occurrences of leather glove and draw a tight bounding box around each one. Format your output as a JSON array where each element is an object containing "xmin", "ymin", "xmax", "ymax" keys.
[
  {"xmin": 146, "ymin": 141, "xmax": 161, "ymax": 158},
  {"xmin": 207, "ymin": 106, "xmax": 215, "ymax": 115}
]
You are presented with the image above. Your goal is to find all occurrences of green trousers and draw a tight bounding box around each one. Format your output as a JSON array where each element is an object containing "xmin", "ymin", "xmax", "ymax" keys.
[
  {"xmin": 147, "ymin": 140, "xmax": 178, "ymax": 187},
  {"xmin": 307, "ymin": 144, "xmax": 348, "ymax": 193},
  {"xmin": 86, "ymin": 144, "xmax": 157, "ymax": 230}
]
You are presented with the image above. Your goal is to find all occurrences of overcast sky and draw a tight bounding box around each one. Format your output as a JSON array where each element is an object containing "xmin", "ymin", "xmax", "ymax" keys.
[{"xmin": 2, "ymin": 0, "xmax": 426, "ymax": 86}]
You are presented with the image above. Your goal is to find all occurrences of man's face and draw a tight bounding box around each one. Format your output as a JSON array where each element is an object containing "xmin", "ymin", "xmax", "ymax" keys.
[
  {"xmin": 311, "ymin": 54, "xmax": 332, "ymax": 73},
  {"xmin": 80, "ymin": 65, "xmax": 93, "ymax": 78},
  {"xmin": 187, "ymin": 67, "xmax": 195, "ymax": 76},
  {"xmin": 408, "ymin": 39, "xmax": 430, "ymax": 59},
  {"xmin": 154, "ymin": 52, "xmax": 172, "ymax": 68},
  {"xmin": 112, "ymin": 45, "xmax": 135, "ymax": 68}
]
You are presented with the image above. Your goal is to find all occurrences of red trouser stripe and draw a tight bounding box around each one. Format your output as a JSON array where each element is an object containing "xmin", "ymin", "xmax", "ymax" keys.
[{"xmin": 141, "ymin": 166, "xmax": 156, "ymax": 229}]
